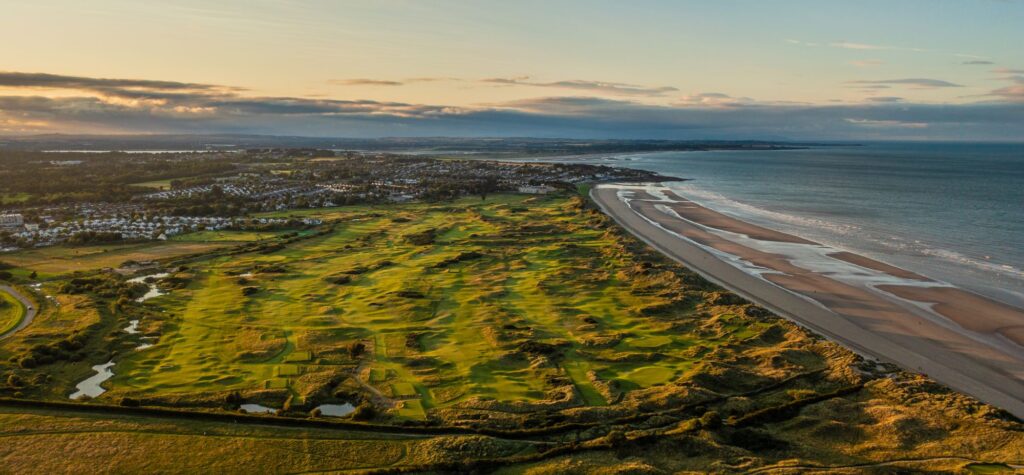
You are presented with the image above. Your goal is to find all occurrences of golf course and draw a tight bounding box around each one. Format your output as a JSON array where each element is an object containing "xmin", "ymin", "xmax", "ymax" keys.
[{"xmin": 1, "ymin": 192, "xmax": 1022, "ymax": 473}]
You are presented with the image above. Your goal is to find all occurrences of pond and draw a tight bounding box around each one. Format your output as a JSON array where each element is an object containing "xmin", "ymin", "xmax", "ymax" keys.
[
  {"xmin": 69, "ymin": 361, "xmax": 115, "ymax": 400},
  {"xmin": 316, "ymin": 403, "xmax": 356, "ymax": 417},
  {"xmin": 126, "ymin": 272, "xmax": 170, "ymax": 303},
  {"xmin": 240, "ymin": 403, "xmax": 276, "ymax": 414}
]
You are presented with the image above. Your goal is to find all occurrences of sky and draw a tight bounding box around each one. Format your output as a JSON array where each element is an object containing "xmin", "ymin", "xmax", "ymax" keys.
[{"xmin": 1, "ymin": 0, "xmax": 1022, "ymax": 140}]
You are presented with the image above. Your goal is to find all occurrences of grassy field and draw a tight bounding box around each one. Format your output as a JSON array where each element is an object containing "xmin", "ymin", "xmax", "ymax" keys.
[
  {"xmin": 168, "ymin": 230, "xmax": 288, "ymax": 242},
  {"xmin": 0, "ymin": 192, "xmax": 31, "ymax": 205},
  {"xmin": 0, "ymin": 405, "xmax": 536, "ymax": 473},
  {"xmin": 129, "ymin": 179, "xmax": 175, "ymax": 189},
  {"xmin": 0, "ymin": 193, "xmax": 1022, "ymax": 472},
  {"xmin": 0, "ymin": 241, "xmax": 232, "ymax": 276},
  {"xmin": 0, "ymin": 289, "xmax": 26, "ymax": 336}
]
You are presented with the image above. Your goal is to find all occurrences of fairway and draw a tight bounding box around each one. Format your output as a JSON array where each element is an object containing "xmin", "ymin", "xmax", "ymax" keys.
[
  {"xmin": 0, "ymin": 289, "xmax": 26, "ymax": 336},
  {"xmin": 168, "ymin": 230, "xmax": 288, "ymax": 242},
  {"xmin": 0, "ymin": 241, "xmax": 232, "ymax": 275}
]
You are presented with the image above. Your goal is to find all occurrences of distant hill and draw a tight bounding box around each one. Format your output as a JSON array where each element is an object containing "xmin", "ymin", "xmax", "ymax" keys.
[{"xmin": 0, "ymin": 133, "xmax": 851, "ymax": 154}]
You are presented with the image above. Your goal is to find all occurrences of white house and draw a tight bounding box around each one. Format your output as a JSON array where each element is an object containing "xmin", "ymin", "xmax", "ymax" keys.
[
  {"xmin": 518, "ymin": 185, "xmax": 557, "ymax": 195},
  {"xmin": 0, "ymin": 214, "xmax": 24, "ymax": 228}
]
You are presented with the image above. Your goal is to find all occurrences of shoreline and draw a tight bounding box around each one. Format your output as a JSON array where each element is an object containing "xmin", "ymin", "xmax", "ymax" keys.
[{"xmin": 591, "ymin": 183, "xmax": 1024, "ymax": 419}]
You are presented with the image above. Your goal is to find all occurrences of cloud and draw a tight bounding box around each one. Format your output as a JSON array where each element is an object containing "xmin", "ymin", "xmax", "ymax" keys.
[
  {"xmin": 2, "ymin": 71, "xmax": 1024, "ymax": 140},
  {"xmin": 864, "ymin": 96, "xmax": 904, "ymax": 103},
  {"xmin": 480, "ymin": 77, "xmax": 678, "ymax": 96},
  {"xmin": 962, "ymin": 60, "xmax": 995, "ymax": 65},
  {"xmin": 676, "ymin": 92, "xmax": 757, "ymax": 107},
  {"xmin": 785, "ymin": 39, "xmax": 818, "ymax": 47},
  {"xmin": 984, "ymin": 73, "xmax": 1024, "ymax": 102},
  {"xmin": 850, "ymin": 60, "xmax": 885, "ymax": 67},
  {"xmin": 0, "ymin": 71, "xmax": 233, "ymax": 92},
  {"xmin": 0, "ymin": 72, "xmax": 242, "ymax": 105},
  {"xmin": 845, "ymin": 118, "xmax": 928, "ymax": 128},
  {"xmin": 329, "ymin": 79, "xmax": 405, "ymax": 86},
  {"xmin": 992, "ymin": 68, "xmax": 1024, "ymax": 74},
  {"xmin": 405, "ymin": 77, "xmax": 463, "ymax": 83},
  {"xmin": 829, "ymin": 41, "xmax": 924, "ymax": 52},
  {"xmin": 847, "ymin": 78, "xmax": 964, "ymax": 88}
]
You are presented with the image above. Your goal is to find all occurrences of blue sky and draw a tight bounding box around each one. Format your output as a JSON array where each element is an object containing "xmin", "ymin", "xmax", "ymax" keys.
[{"xmin": 0, "ymin": 0, "xmax": 1022, "ymax": 140}]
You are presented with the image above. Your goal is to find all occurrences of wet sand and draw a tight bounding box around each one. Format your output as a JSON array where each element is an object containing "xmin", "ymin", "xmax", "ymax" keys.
[
  {"xmin": 828, "ymin": 252, "xmax": 929, "ymax": 281},
  {"xmin": 876, "ymin": 285, "xmax": 1024, "ymax": 347},
  {"xmin": 592, "ymin": 184, "xmax": 1024, "ymax": 418}
]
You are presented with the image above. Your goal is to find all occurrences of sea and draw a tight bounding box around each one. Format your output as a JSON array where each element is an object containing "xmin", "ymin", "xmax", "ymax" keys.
[{"xmin": 520, "ymin": 142, "xmax": 1024, "ymax": 308}]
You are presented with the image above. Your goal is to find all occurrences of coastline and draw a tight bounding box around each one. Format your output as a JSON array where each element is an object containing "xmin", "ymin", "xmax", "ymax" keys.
[{"xmin": 591, "ymin": 183, "xmax": 1024, "ymax": 419}]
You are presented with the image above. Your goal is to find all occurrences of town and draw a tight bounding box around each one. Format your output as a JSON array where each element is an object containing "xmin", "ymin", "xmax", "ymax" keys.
[{"xmin": 0, "ymin": 150, "xmax": 671, "ymax": 250}]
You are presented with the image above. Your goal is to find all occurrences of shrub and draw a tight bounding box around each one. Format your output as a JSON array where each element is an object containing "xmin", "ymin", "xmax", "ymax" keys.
[
  {"xmin": 403, "ymin": 228, "xmax": 436, "ymax": 246},
  {"xmin": 350, "ymin": 402, "xmax": 376, "ymax": 421},
  {"xmin": 224, "ymin": 391, "xmax": 242, "ymax": 408},
  {"xmin": 324, "ymin": 275, "xmax": 351, "ymax": 285},
  {"xmin": 699, "ymin": 410, "xmax": 722, "ymax": 429},
  {"xmin": 17, "ymin": 356, "xmax": 36, "ymax": 369}
]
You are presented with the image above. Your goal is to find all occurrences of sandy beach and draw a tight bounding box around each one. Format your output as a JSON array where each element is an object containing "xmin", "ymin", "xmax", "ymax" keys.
[{"xmin": 592, "ymin": 183, "xmax": 1024, "ymax": 419}]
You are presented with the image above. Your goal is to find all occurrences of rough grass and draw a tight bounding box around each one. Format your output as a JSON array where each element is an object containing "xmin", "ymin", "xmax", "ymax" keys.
[{"xmin": 0, "ymin": 406, "xmax": 535, "ymax": 473}]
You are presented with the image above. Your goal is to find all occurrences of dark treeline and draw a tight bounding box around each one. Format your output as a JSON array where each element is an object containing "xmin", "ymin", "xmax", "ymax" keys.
[{"xmin": 0, "ymin": 151, "xmax": 237, "ymax": 203}]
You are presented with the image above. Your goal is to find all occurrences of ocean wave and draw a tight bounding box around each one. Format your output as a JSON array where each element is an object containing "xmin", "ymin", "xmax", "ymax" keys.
[
  {"xmin": 663, "ymin": 183, "xmax": 1024, "ymax": 284},
  {"xmin": 664, "ymin": 183, "xmax": 862, "ymax": 236},
  {"xmin": 917, "ymin": 246, "xmax": 1024, "ymax": 280}
]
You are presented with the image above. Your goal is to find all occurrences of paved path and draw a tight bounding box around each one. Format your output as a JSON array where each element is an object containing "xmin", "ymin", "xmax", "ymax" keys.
[{"xmin": 0, "ymin": 284, "xmax": 37, "ymax": 341}]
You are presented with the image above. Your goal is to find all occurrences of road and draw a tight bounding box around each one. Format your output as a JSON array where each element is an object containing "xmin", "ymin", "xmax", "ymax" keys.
[{"xmin": 0, "ymin": 284, "xmax": 37, "ymax": 340}]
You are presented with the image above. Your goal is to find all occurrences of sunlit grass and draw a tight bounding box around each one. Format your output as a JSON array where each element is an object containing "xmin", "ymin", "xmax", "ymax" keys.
[
  {"xmin": 99, "ymin": 193, "xmax": 767, "ymax": 420},
  {"xmin": 0, "ymin": 289, "xmax": 26, "ymax": 336}
]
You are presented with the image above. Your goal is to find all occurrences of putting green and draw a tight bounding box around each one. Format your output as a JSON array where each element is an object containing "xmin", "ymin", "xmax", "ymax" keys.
[{"xmin": 625, "ymin": 366, "xmax": 676, "ymax": 387}]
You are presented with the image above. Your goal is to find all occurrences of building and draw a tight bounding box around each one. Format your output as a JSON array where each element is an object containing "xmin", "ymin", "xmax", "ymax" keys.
[
  {"xmin": 518, "ymin": 184, "xmax": 557, "ymax": 194},
  {"xmin": 0, "ymin": 214, "xmax": 24, "ymax": 228}
]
